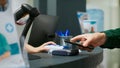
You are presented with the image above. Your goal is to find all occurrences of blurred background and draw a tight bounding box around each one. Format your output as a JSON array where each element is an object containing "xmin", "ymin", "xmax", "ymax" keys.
[{"xmin": 12, "ymin": 0, "xmax": 120, "ymax": 68}]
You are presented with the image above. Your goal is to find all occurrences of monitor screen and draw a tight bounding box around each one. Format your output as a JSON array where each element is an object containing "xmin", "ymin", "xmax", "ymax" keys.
[{"xmin": 28, "ymin": 14, "xmax": 58, "ymax": 47}]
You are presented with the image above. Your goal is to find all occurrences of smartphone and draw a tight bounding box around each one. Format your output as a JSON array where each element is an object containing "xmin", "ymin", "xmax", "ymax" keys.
[{"xmin": 65, "ymin": 40, "xmax": 94, "ymax": 52}]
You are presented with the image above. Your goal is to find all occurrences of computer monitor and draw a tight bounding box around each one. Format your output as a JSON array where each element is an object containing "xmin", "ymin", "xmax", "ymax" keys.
[{"xmin": 28, "ymin": 14, "xmax": 58, "ymax": 47}]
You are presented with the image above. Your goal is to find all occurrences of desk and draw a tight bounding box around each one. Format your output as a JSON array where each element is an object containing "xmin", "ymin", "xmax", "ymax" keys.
[{"xmin": 29, "ymin": 47, "xmax": 103, "ymax": 68}]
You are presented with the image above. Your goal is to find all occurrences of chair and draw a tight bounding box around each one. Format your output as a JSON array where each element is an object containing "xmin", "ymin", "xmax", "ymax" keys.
[{"xmin": 28, "ymin": 14, "xmax": 58, "ymax": 47}]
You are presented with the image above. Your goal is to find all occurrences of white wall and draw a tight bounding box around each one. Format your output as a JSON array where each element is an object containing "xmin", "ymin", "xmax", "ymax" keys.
[
  {"xmin": 12, "ymin": 0, "xmax": 33, "ymax": 12},
  {"xmin": 87, "ymin": 0, "xmax": 120, "ymax": 68}
]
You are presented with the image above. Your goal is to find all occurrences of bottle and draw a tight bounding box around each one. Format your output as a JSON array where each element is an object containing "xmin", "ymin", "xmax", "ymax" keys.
[{"xmin": 90, "ymin": 26, "xmax": 95, "ymax": 33}]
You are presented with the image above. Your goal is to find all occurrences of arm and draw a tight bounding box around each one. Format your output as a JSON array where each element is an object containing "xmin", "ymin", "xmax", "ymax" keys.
[
  {"xmin": 25, "ymin": 41, "xmax": 56, "ymax": 54},
  {"xmin": 70, "ymin": 28, "xmax": 120, "ymax": 49},
  {"xmin": 101, "ymin": 28, "xmax": 120, "ymax": 49}
]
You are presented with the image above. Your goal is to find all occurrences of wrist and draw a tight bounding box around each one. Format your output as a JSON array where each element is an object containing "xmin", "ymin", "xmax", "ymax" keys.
[
  {"xmin": 100, "ymin": 32, "xmax": 107, "ymax": 46},
  {"xmin": 101, "ymin": 32, "xmax": 106, "ymax": 40}
]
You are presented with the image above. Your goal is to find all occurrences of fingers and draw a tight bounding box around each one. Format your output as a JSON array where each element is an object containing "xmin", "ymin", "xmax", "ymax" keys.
[
  {"xmin": 70, "ymin": 35, "xmax": 89, "ymax": 46},
  {"xmin": 83, "ymin": 38, "xmax": 92, "ymax": 47},
  {"xmin": 70, "ymin": 34, "xmax": 94, "ymax": 47},
  {"xmin": 42, "ymin": 41, "xmax": 56, "ymax": 46},
  {"xmin": 70, "ymin": 35, "xmax": 85, "ymax": 42},
  {"xmin": 37, "ymin": 41, "xmax": 56, "ymax": 52}
]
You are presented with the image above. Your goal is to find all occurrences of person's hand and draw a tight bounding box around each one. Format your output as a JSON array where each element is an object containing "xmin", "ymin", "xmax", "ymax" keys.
[
  {"xmin": 25, "ymin": 41, "xmax": 56, "ymax": 54},
  {"xmin": 37, "ymin": 41, "xmax": 56, "ymax": 51},
  {"xmin": 70, "ymin": 33, "xmax": 106, "ymax": 47}
]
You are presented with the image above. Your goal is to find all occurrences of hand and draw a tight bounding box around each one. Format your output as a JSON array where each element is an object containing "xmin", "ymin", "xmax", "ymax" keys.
[
  {"xmin": 37, "ymin": 41, "xmax": 56, "ymax": 51},
  {"xmin": 70, "ymin": 33, "xmax": 106, "ymax": 47},
  {"xmin": 25, "ymin": 41, "xmax": 56, "ymax": 54}
]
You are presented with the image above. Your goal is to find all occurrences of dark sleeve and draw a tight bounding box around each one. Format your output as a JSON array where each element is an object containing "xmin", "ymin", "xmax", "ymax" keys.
[{"xmin": 100, "ymin": 28, "xmax": 120, "ymax": 49}]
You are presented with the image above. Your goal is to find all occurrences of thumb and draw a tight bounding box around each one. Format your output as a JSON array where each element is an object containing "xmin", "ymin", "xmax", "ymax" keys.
[{"xmin": 83, "ymin": 39, "xmax": 91, "ymax": 47}]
